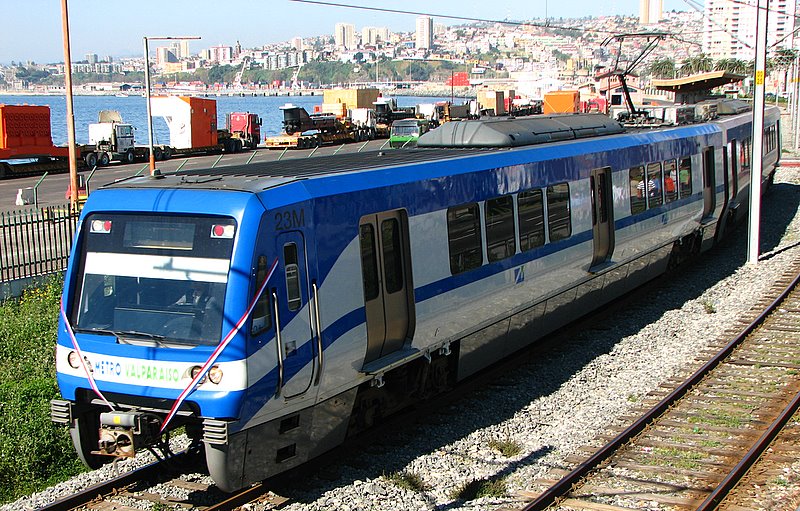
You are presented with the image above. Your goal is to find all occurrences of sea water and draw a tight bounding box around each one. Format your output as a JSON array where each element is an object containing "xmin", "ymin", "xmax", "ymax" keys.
[{"xmin": 0, "ymin": 94, "xmax": 450, "ymax": 146}]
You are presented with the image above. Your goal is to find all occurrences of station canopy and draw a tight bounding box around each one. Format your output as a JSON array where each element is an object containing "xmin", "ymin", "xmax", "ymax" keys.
[{"xmin": 651, "ymin": 71, "xmax": 746, "ymax": 93}]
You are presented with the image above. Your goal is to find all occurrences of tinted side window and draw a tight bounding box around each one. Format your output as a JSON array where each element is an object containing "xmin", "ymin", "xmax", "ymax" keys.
[
  {"xmin": 447, "ymin": 204, "xmax": 483, "ymax": 274},
  {"xmin": 630, "ymin": 166, "xmax": 646, "ymax": 214},
  {"xmin": 664, "ymin": 160, "xmax": 678, "ymax": 203},
  {"xmin": 359, "ymin": 224, "xmax": 380, "ymax": 301},
  {"xmin": 485, "ymin": 195, "xmax": 516, "ymax": 262},
  {"xmin": 518, "ymin": 190, "xmax": 545, "ymax": 252},
  {"xmin": 381, "ymin": 218, "xmax": 404, "ymax": 294},
  {"xmin": 547, "ymin": 183, "xmax": 571, "ymax": 242},
  {"xmin": 646, "ymin": 162, "xmax": 663, "ymax": 208},
  {"xmin": 679, "ymin": 157, "xmax": 692, "ymax": 197},
  {"xmin": 284, "ymin": 243, "xmax": 301, "ymax": 311},
  {"xmin": 251, "ymin": 255, "xmax": 272, "ymax": 335}
]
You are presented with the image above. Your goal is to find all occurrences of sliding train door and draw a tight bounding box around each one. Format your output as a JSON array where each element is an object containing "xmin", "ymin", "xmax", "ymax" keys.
[
  {"xmin": 702, "ymin": 147, "xmax": 716, "ymax": 219},
  {"xmin": 359, "ymin": 209, "xmax": 415, "ymax": 364},
  {"xmin": 274, "ymin": 231, "xmax": 315, "ymax": 399},
  {"xmin": 589, "ymin": 167, "xmax": 615, "ymax": 269}
]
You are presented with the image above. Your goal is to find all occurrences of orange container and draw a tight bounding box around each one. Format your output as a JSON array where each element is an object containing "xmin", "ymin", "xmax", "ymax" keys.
[
  {"xmin": 0, "ymin": 104, "xmax": 55, "ymax": 150},
  {"xmin": 179, "ymin": 97, "xmax": 218, "ymax": 148},
  {"xmin": 543, "ymin": 91, "xmax": 580, "ymax": 114}
]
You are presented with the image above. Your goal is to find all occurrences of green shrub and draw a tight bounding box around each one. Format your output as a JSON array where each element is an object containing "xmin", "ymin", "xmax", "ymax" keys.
[
  {"xmin": 0, "ymin": 276, "xmax": 85, "ymax": 503},
  {"xmin": 450, "ymin": 476, "xmax": 507, "ymax": 500}
]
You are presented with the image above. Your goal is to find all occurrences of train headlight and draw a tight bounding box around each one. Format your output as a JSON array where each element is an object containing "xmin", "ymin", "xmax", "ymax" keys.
[
  {"xmin": 190, "ymin": 366, "xmax": 207, "ymax": 384},
  {"xmin": 67, "ymin": 351, "xmax": 81, "ymax": 369},
  {"xmin": 208, "ymin": 366, "xmax": 223, "ymax": 384}
]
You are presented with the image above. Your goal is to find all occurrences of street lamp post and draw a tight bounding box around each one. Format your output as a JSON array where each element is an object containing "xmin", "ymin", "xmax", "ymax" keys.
[{"xmin": 143, "ymin": 35, "xmax": 200, "ymax": 177}]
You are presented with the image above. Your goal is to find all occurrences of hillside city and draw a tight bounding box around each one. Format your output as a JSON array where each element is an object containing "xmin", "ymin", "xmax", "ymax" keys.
[{"xmin": 1, "ymin": 4, "xmax": 798, "ymax": 101}]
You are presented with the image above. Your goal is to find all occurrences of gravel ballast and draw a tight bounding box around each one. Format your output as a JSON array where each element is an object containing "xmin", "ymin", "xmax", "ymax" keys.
[{"xmin": 7, "ymin": 165, "xmax": 800, "ymax": 511}]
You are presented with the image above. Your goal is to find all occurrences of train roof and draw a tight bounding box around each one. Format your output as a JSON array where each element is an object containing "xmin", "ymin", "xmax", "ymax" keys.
[
  {"xmin": 101, "ymin": 112, "xmax": 733, "ymax": 195},
  {"xmin": 417, "ymin": 113, "xmax": 625, "ymax": 148}
]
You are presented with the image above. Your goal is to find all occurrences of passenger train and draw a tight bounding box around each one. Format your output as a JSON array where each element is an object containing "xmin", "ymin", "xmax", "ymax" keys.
[{"xmin": 51, "ymin": 100, "xmax": 781, "ymax": 491}]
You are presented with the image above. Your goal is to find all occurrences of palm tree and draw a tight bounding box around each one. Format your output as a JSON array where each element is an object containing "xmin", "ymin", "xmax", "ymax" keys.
[
  {"xmin": 715, "ymin": 58, "xmax": 748, "ymax": 75},
  {"xmin": 680, "ymin": 54, "xmax": 714, "ymax": 76},
  {"xmin": 648, "ymin": 58, "xmax": 676, "ymax": 79}
]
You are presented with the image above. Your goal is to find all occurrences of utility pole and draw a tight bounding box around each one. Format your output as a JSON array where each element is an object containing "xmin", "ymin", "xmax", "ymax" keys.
[
  {"xmin": 747, "ymin": 0, "xmax": 768, "ymax": 264},
  {"xmin": 60, "ymin": 0, "xmax": 79, "ymax": 206}
]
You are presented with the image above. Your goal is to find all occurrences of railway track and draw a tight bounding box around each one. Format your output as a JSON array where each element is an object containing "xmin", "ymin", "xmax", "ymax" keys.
[{"xmin": 506, "ymin": 258, "xmax": 800, "ymax": 511}]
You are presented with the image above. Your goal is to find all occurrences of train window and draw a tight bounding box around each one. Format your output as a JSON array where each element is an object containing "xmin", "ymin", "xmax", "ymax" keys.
[
  {"xmin": 485, "ymin": 195, "xmax": 516, "ymax": 262},
  {"xmin": 629, "ymin": 166, "xmax": 646, "ymax": 214},
  {"xmin": 381, "ymin": 218, "xmax": 404, "ymax": 294},
  {"xmin": 740, "ymin": 138, "xmax": 751, "ymax": 175},
  {"xmin": 359, "ymin": 224, "xmax": 380, "ymax": 301},
  {"xmin": 679, "ymin": 157, "xmax": 692, "ymax": 197},
  {"xmin": 547, "ymin": 183, "xmax": 571, "ymax": 242},
  {"xmin": 664, "ymin": 160, "xmax": 678, "ymax": 203},
  {"xmin": 284, "ymin": 244, "xmax": 301, "ymax": 311},
  {"xmin": 251, "ymin": 255, "xmax": 272, "ymax": 336},
  {"xmin": 646, "ymin": 162, "xmax": 663, "ymax": 208},
  {"xmin": 518, "ymin": 190, "xmax": 545, "ymax": 252},
  {"xmin": 447, "ymin": 203, "xmax": 483, "ymax": 275}
]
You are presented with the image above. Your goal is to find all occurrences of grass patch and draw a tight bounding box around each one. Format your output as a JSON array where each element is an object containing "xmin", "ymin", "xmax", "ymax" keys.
[
  {"xmin": 450, "ymin": 477, "xmax": 507, "ymax": 500},
  {"xmin": 488, "ymin": 438, "xmax": 522, "ymax": 457},
  {"xmin": 651, "ymin": 447, "xmax": 704, "ymax": 470},
  {"xmin": 701, "ymin": 299, "xmax": 716, "ymax": 314},
  {"xmin": 384, "ymin": 471, "xmax": 429, "ymax": 492},
  {"xmin": 688, "ymin": 409, "xmax": 743, "ymax": 428},
  {"xmin": 0, "ymin": 276, "xmax": 85, "ymax": 504}
]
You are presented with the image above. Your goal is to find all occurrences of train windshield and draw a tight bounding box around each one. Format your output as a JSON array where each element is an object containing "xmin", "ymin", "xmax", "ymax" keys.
[{"xmin": 73, "ymin": 213, "xmax": 236, "ymax": 346}]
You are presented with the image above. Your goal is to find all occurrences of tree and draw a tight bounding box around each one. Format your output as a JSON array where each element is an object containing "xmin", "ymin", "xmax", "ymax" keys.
[
  {"xmin": 714, "ymin": 58, "xmax": 748, "ymax": 75},
  {"xmin": 406, "ymin": 61, "xmax": 432, "ymax": 81},
  {"xmin": 680, "ymin": 53, "xmax": 713, "ymax": 76},
  {"xmin": 648, "ymin": 58, "xmax": 676, "ymax": 79}
]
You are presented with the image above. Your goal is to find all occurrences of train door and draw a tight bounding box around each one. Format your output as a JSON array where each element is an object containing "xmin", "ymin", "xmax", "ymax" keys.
[
  {"xmin": 702, "ymin": 147, "xmax": 716, "ymax": 219},
  {"xmin": 274, "ymin": 231, "xmax": 315, "ymax": 399},
  {"xmin": 728, "ymin": 140, "xmax": 739, "ymax": 199},
  {"xmin": 359, "ymin": 210, "xmax": 415, "ymax": 365},
  {"xmin": 589, "ymin": 167, "xmax": 615, "ymax": 269}
]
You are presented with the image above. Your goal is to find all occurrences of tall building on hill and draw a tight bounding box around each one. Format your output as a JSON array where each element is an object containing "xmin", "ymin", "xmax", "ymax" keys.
[
  {"xmin": 639, "ymin": 0, "xmax": 662, "ymax": 24},
  {"xmin": 416, "ymin": 15, "xmax": 433, "ymax": 49},
  {"xmin": 703, "ymin": 0, "xmax": 797, "ymax": 60},
  {"xmin": 335, "ymin": 22, "xmax": 356, "ymax": 50},
  {"xmin": 362, "ymin": 26, "xmax": 389, "ymax": 46}
]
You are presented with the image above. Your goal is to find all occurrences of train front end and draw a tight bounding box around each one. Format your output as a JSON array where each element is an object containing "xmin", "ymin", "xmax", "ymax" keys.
[{"xmin": 50, "ymin": 187, "xmax": 262, "ymax": 473}]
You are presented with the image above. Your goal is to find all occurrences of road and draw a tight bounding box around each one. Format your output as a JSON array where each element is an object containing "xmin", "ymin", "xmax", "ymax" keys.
[{"xmin": 0, "ymin": 139, "xmax": 391, "ymax": 213}]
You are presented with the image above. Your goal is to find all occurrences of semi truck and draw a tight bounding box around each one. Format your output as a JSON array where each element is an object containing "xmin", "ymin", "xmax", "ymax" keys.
[{"xmin": 264, "ymin": 103, "xmax": 374, "ymax": 149}]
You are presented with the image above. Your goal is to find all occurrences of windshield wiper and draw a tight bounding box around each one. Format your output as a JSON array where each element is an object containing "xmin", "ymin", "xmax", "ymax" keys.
[
  {"xmin": 115, "ymin": 330, "xmax": 167, "ymax": 343},
  {"xmin": 73, "ymin": 328, "xmax": 167, "ymax": 345}
]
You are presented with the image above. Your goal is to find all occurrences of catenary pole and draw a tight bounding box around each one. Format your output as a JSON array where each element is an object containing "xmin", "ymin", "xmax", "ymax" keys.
[
  {"xmin": 60, "ymin": 0, "xmax": 79, "ymax": 206},
  {"xmin": 747, "ymin": 0, "xmax": 768, "ymax": 264}
]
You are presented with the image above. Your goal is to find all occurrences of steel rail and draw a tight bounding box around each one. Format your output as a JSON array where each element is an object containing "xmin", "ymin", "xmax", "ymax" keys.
[
  {"xmin": 521, "ymin": 267, "xmax": 800, "ymax": 511},
  {"xmin": 35, "ymin": 451, "xmax": 193, "ymax": 511},
  {"xmin": 696, "ymin": 387, "xmax": 800, "ymax": 510}
]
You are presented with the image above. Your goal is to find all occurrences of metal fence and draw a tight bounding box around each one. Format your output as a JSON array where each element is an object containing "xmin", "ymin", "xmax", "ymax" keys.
[{"xmin": 1, "ymin": 204, "xmax": 80, "ymax": 283}]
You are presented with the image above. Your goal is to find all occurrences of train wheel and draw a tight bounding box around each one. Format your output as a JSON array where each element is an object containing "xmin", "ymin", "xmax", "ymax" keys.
[
  {"xmin": 84, "ymin": 152, "xmax": 98, "ymax": 168},
  {"xmin": 98, "ymin": 152, "xmax": 110, "ymax": 166},
  {"xmin": 123, "ymin": 149, "xmax": 135, "ymax": 164}
]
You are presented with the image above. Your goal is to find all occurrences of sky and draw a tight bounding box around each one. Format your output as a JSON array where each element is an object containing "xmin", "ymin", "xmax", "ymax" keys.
[{"xmin": 1, "ymin": 0, "xmax": 691, "ymax": 64}]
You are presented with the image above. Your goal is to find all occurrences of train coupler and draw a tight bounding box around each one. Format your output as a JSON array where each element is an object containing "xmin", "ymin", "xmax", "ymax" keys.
[{"xmin": 94, "ymin": 411, "xmax": 161, "ymax": 458}]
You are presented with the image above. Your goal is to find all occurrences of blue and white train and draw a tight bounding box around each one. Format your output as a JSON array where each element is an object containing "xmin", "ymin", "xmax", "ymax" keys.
[{"xmin": 51, "ymin": 101, "xmax": 781, "ymax": 491}]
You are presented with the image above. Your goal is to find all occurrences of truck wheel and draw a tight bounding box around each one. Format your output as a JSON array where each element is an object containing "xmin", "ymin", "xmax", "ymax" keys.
[
  {"xmin": 153, "ymin": 147, "xmax": 163, "ymax": 161},
  {"xmin": 235, "ymin": 139, "xmax": 243, "ymax": 153},
  {"xmin": 98, "ymin": 152, "xmax": 110, "ymax": 166},
  {"xmin": 84, "ymin": 152, "xmax": 98, "ymax": 168},
  {"xmin": 123, "ymin": 149, "xmax": 135, "ymax": 164},
  {"xmin": 314, "ymin": 135, "xmax": 322, "ymax": 147},
  {"xmin": 163, "ymin": 146, "xmax": 172, "ymax": 159}
]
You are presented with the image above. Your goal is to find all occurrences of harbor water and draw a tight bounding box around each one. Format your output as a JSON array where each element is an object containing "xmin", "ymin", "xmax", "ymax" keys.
[{"xmin": 0, "ymin": 94, "xmax": 454, "ymax": 147}]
